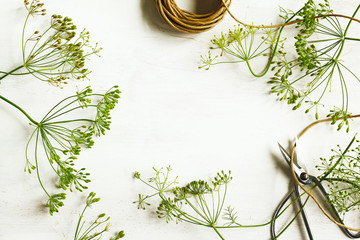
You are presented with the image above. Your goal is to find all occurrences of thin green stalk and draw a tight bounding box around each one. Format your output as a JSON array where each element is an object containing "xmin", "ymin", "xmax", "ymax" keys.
[
  {"xmin": 43, "ymin": 100, "xmax": 93, "ymax": 123},
  {"xmin": 43, "ymin": 119, "xmax": 95, "ymax": 125},
  {"xmin": 197, "ymin": 194, "xmax": 213, "ymax": 223},
  {"xmin": 137, "ymin": 178, "xmax": 162, "ymax": 192},
  {"xmin": 34, "ymin": 128, "xmax": 50, "ymax": 197},
  {"xmin": 0, "ymin": 65, "xmax": 25, "ymax": 80},
  {"xmin": 187, "ymin": 197, "xmax": 212, "ymax": 223},
  {"xmin": 211, "ymin": 191, "xmax": 216, "ymax": 222},
  {"xmin": 344, "ymin": 37, "xmax": 360, "ymax": 41},
  {"xmin": 211, "ymin": 225, "xmax": 225, "ymax": 240},
  {"xmin": 215, "ymin": 184, "xmax": 227, "ymax": 221},
  {"xmin": 337, "ymin": 64, "xmax": 349, "ymax": 111},
  {"xmin": 42, "ymin": 125, "xmax": 72, "ymax": 139},
  {"xmin": 248, "ymin": 7, "xmax": 304, "ymax": 78},
  {"xmin": 215, "ymin": 190, "xmax": 310, "ymax": 229},
  {"xmin": 273, "ymin": 196, "xmax": 311, "ymax": 240},
  {"xmin": 174, "ymin": 208, "xmax": 208, "ymax": 226},
  {"xmin": 22, "ymin": 13, "xmax": 31, "ymax": 63},
  {"xmin": 158, "ymin": 194, "xmax": 208, "ymax": 225},
  {"xmin": 319, "ymin": 136, "xmax": 356, "ymax": 182},
  {"xmin": 333, "ymin": 5, "xmax": 360, "ymax": 61},
  {"xmin": 79, "ymin": 220, "xmax": 103, "ymax": 240},
  {"xmin": 161, "ymin": 167, "xmax": 171, "ymax": 190},
  {"xmin": 40, "ymin": 128, "xmax": 61, "ymax": 175},
  {"xmin": 24, "ymin": 128, "xmax": 37, "ymax": 172},
  {"xmin": 74, "ymin": 205, "xmax": 88, "ymax": 240},
  {"xmin": 214, "ymin": 189, "xmax": 222, "ymax": 221},
  {"xmin": 40, "ymin": 95, "xmax": 80, "ymax": 122},
  {"xmin": 27, "ymin": 26, "xmax": 54, "ymax": 60},
  {"xmin": 0, "ymin": 95, "xmax": 38, "ymax": 125},
  {"xmin": 42, "ymin": 127, "xmax": 71, "ymax": 153}
]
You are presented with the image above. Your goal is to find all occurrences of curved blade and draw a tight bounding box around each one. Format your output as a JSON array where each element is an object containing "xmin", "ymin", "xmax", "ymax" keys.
[{"xmin": 277, "ymin": 143, "xmax": 311, "ymax": 185}]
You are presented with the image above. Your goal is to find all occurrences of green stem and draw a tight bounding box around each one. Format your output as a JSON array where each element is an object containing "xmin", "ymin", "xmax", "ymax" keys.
[
  {"xmin": 0, "ymin": 65, "xmax": 25, "ymax": 81},
  {"xmin": 344, "ymin": 37, "xmax": 360, "ymax": 41},
  {"xmin": 34, "ymin": 128, "xmax": 50, "ymax": 197},
  {"xmin": 249, "ymin": 7, "xmax": 304, "ymax": 78},
  {"xmin": 334, "ymin": 5, "xmax": 360, "ymax": 61},
  {"xmin": 22, "ymin": 13, "xmax": 30, "ymax": 63},
  {"xmin": 74, "ymin": 204, "xmax": 87, "ymax": 240},
  {"xmin": 43, "ymin": 119, "xmax": 95, "ymax": 125},
  {"xmin": 0, "ymin": 95, "xmax": 38, "ymax": 125},
  {"xmin": 273, "ymin": 196, "xmax": 310, "ymax": 240},
  {"xmin": 324, "ymin": 177, "xmax": 360, "ymax": 190},
  {"xmin": 211, "ymin": 225, "xmax": 225, "ymax": 240},
  {"xmin": 319, "ymin": 135, "xmax": 356, "ymax": 182}
]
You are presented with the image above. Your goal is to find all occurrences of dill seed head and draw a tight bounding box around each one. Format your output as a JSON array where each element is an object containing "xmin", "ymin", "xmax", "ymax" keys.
[
  {"xmin": 24, "ymin": 0, "xmax": 46, "ymax": 16},
  {"xmin": 22, "ymin": 3, "xmax": 102, "ymax": 87}
]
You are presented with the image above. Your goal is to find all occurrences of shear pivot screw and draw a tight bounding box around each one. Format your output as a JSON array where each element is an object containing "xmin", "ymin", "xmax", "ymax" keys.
[{"xmin": 300, "ymin": 172, "xmax": 309, "ymax": 181}]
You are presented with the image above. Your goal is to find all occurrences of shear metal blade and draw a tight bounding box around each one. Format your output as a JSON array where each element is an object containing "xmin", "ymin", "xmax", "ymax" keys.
[{"xmin": 277, "ymin": 143, "xmax": 309, "ymax": 184}]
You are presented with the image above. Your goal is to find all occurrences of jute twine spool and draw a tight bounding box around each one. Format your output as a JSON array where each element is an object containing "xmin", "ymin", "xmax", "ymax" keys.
[
  {"xmin": 154, "ymin": 0, "xmax": 232, "ymax": 33},
  {"xmin": 153, "ymin": 0, "xmax": 360, "ymax": 33}
]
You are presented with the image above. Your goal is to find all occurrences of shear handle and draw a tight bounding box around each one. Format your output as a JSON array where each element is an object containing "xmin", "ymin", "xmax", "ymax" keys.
[{"xmin": 271, "ymin": 183, "xmax": 313, "ymax": 240}]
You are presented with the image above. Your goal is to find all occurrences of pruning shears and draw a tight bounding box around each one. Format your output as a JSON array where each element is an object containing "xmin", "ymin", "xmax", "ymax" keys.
[{"xmin": 271, "ymin": 142, "xmax": 360, "ymax": 239}]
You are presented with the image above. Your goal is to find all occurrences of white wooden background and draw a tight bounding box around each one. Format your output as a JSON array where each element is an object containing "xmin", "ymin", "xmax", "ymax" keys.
[{"xmin": 1, "ymin": 0, "xmax": 360, "ymax": 239}]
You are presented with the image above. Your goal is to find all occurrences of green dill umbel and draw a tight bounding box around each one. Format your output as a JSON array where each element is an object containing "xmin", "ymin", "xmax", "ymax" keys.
[
  {"xmin": 200, "ymin": 0, "xmax": 360, "ymax": 131},
  {"xmin": 0, "ymin": 0, "xmax": 101, "ymax": 87},
  {"xmin": 317, "ymin": 137, "xmax": 360, "ymax": 221},
  {"xmin": 0, "ymin": 86, "xmax": 121, "ymax": 215},
  {"xmin": 74, "ymin": 192, "xmax": 125, "ymax": 240},
  {"xmin": 134, "ymin": 166, "xmax": 307, "ymax": 240},
  {"xmin": 0, "ymin": 0, "xmax": 118, "ymax": 215},
  {"xmin": 134, "ymin": 167, "xmax": 233, "ymax": 239}
]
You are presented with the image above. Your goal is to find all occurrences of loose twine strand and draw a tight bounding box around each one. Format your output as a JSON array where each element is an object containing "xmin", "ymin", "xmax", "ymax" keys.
[
  {"xmin": 291, "ymin": 114, "xmax": 360, "ymax": 232},
  {"xmin": 154, "ymin": 0, "xmax": 360, "ymax": 33}
]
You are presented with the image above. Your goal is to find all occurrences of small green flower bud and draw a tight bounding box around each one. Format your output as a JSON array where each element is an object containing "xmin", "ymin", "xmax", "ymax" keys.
[{"xmin": 105, "ymin": 223, "xmax": 111, "ymax": 231}]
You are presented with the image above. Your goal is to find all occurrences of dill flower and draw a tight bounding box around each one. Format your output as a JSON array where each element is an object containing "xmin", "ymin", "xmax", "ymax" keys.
[
  {"xmin": 21, "ymin": 86, "xmax": 121, "ymax": 215},
  {"xmin": 74, "ymin": 192, "xmax": 125, "ymax": 240},
  {"xmin": 0, "ymin": 0, "xmax": 102, "ymax": 87}
]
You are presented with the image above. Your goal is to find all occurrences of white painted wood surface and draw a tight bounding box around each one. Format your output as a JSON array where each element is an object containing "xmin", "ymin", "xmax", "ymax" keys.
[{"xmin": 1, "ymin": 1, "xmax": 360, "ymax": 239}]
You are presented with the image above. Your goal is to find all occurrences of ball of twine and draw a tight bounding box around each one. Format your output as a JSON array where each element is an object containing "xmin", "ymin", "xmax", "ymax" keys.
[{"xmin": 154, "ymin": 0, "xmax": 232, "ymax": 34}]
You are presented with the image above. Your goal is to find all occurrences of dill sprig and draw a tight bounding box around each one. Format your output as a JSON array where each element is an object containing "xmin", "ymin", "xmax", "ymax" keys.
[
  {"xmin": 317, "ymin": 137, "xmax": 360, "ymax": 220},
  {"xmin": 30, "ymin": 86, "xmax": 120, "ymax": 215},
  {"xmin": 1, "ymin": 86, "xmax": 120, "ymax": 215},
  {"xmin": 134, "ymin": 167, "xmax": 306, "ymax": 239},
  {"xmin": 200, "ymin": 0, "xmax": 360, "ymax": 131},
  {"xmin": 74, "ymin": 192, "xmax": 125, "ymax": 240},
  {"xmin": 134, "ymin": 167, "xmax": 233, "ymax": 239},
  {"xmin": 0, "ymin": 0, "xmax": 102, "ymax": 87},
  {"xmin": 200, "ymin": 26, "xmax": 280, "ymax": 76}
]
